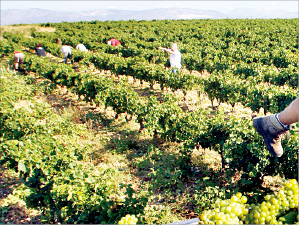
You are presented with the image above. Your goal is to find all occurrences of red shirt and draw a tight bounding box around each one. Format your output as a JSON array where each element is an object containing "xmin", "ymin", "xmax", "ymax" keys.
[{"xmin": 109, "ymin": 38, "xmax": 121, "ymax": 46}]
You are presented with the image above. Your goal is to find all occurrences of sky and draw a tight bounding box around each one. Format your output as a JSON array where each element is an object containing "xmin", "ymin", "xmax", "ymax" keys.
[{"xmin": 1, "ymin": 1, "xmax": 298, "ymax": 13}]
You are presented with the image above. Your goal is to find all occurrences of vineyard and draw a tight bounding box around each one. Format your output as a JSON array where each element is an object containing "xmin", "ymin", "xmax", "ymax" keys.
[{"xmin": 0, "ymin": 18, "xmax": 298, "ymax": 224}]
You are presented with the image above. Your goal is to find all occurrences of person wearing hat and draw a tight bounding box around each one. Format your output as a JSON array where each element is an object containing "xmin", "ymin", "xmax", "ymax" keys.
[
  {"xmin": 35, "ymin": 43, "xmax": 46, "ymax": 57},
  {"xmin": 158, "ymin": 43, "xmax": 182, "ymax": 74},
  {"xmin": 107, "ymin": 38, "xmax": 121, "ymax": 46},
  {"xmin": 61, "ymin": 45, "xmax": 72, "ymax": 64},
  {"xmin": 75, "ymin": 43, "xmax": 88, "ymax": 52}
]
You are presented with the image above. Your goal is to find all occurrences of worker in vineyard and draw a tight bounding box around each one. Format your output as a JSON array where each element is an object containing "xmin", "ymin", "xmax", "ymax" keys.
[
  {"xmin": 75, "ymin": 43, "xmax": 88, "ymax": 52},
  {"xmin": 13, "ymin": 51, "xmax": 25, "ymax": 71},
  {"xmin": 35, "ymin": 43, "xmax": 46, "ymax": 57},
  {"xmin": 107, "ymin": 38, "xmax": 121, "ymax": 46},
  {"xmin": 158, "ymin": 43, "xmax": 181, "ymax": 74},
  {"xmin": 253, "ymin": 97, "xmax": 299, "ymax": 157},
  {"xmin": 61, "ymin": 45, "xmax": 72, "ymax": 64}
]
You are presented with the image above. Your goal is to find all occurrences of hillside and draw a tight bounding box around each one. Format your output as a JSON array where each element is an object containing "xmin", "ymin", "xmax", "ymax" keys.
[{"xmin": 1, "ymin": 7, "xmax": 298, "ymax": 25}]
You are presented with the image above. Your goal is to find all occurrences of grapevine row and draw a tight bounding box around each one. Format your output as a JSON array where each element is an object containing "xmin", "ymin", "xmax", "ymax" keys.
[{"xmin": 21, "ymin": 54, "xmax": 298, "ymax": 181}]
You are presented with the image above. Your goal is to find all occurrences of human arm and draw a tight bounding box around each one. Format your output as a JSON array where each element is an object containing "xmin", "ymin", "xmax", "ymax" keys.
[
  {"xmin": 278, "ymin": 97, "xmax": 299, "ymax": 125},
  {"xmin": 158, "ymin": 47, "xmax": 175, "ymax": 54}
]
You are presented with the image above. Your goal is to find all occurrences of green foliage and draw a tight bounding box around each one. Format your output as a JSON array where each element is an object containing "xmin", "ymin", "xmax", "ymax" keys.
[
  {"xmin": 105, "ymin": 80, "xmax": 140, "ymax": 120},
  {"xmin": 193, "ymin": 185, "xmax": 230, "ymax": 213},
  {"xmin": 0, "ymin": 69, "xmax": 148, "ymax": 224},
  {"xmin": 1, "ymin": 17, "xmax": 298, "ymax": 224},
  {"xmin": 0, "ymin": 38, "xmax": 19, "ymax": 57}
]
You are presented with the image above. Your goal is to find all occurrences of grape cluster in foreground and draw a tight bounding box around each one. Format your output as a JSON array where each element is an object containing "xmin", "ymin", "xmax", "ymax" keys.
[
  {"xmin": 117, "ymin": 214, "xmax": 138, "ymax": 224},
  {"xmin": 198, "ymin": 179, "xmax": 298, "ymax": 224}
]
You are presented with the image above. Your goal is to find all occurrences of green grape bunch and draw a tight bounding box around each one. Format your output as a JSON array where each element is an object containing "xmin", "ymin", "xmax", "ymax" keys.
[
  {"xmin": 198, "ymin": 179, "xmax": 298, "ymax": 224},
  {"xmin": 199, "ymin": 191, "xmax": 249, "ymax": 224},
  {"xmin": 118, "ymin": 214, "xmax": 138, "ymax": 225}
]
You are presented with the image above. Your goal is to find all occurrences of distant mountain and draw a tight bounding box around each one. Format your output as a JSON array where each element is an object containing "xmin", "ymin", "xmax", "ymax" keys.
[
  {"xmin": 1, "ymin": 8, "xmax": 298, "ymax": 26},
  {"xmin": 227, "ymin": 8, "xmax": 298, "ymax": 19}
]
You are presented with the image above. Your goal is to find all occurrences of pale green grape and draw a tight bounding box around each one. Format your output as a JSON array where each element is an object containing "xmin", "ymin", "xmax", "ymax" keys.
[{"xmin": 198, "ymin": 179, "xmax": 299, "ymax": 224}]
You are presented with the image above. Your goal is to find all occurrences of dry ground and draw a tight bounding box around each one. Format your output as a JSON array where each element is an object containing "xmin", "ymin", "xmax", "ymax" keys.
[{"xmin": 1, "ymin": 24, "xmax": 55, "ymax": 37}]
